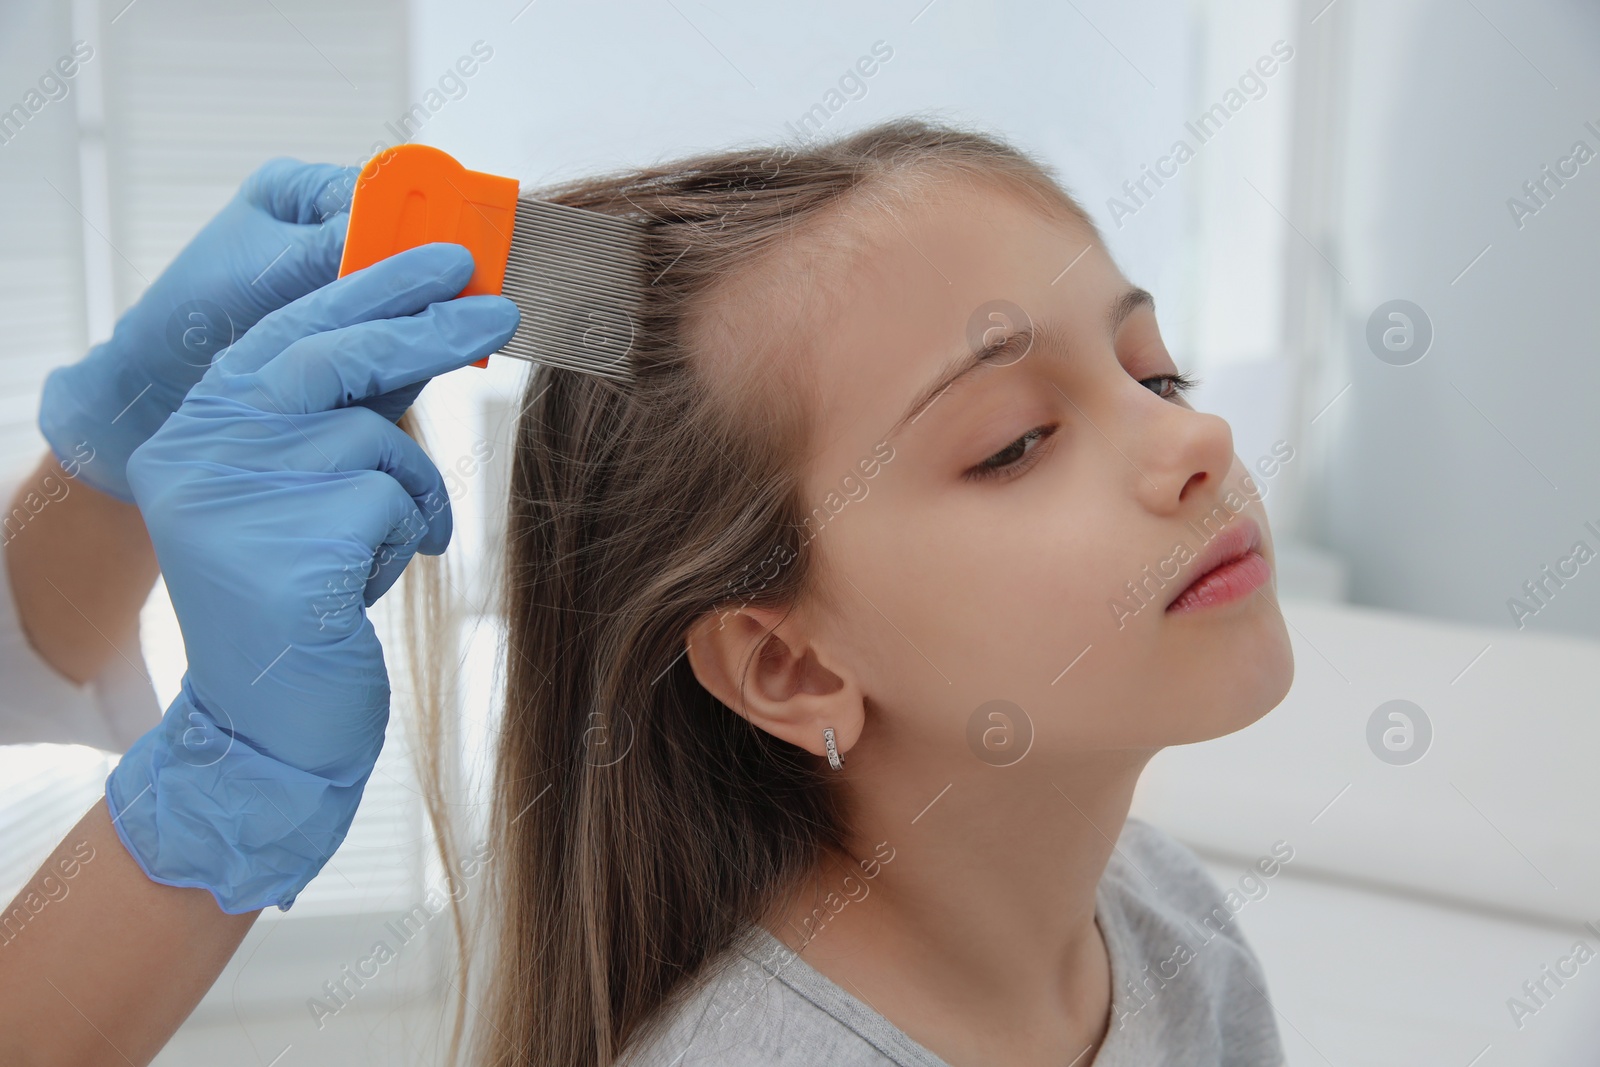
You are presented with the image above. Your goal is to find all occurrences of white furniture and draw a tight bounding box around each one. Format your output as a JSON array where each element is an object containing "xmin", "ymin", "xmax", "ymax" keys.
[{"xmin": 1133, "ymin": 595, "xmax": 1600, "ymax": 1066}]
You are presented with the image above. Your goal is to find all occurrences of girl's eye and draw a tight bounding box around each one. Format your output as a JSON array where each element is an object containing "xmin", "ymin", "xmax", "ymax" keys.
[
  {"xmin": 1142, "ymin": 370, "xmax": 1201, "ymax": 400},
  {"xmin": 961, "ymin": 371, "xmax": 1199, "ymax": 484},
  {"xmin": 964, "ymin": 424, "xmax": 1058, "ymax": 483}
]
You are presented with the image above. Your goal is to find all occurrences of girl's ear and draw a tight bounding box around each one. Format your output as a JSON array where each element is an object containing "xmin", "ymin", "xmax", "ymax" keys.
[{"xmin": 684, "ymin": 604, "xmax": 864, "ymax": 760}]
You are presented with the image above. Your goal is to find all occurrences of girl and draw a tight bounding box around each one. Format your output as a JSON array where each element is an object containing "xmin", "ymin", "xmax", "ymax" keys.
[{"xmin": 445, "ymin": 116, "xmax": 1295, "ymax": 1066}]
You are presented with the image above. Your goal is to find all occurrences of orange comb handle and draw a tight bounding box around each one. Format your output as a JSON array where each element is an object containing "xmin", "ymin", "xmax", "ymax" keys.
[{"xmin": 337, "ymin": 143, "xmax": 520, "ymax": 368}]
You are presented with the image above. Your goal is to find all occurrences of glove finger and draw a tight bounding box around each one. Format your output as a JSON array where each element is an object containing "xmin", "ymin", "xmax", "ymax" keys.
[
  {"xmin": 240, "ymin": 295, "xmax": 519, "ymax": 417},
  {"xmin": 241, "ymin": 158, "xmax": 365, "ymax": 224},
  {"xmin": 358, "ymin": 379, "xmax": 428, "ymax": 424},
  {"xmin": 315, "ymin": 166, "xmax": 363, "ymax": 221},
  {"xmin": 200, "ymin": 242, "xmax": 481, "ymax": 383},
  {"xmin": 239, "ymin": 213, "xmax": 352, "ymax": 317},
  {"xmin": 366, "ymin": 528, "xmax": 420, "ymax": 606},
  {"xmin": 360, "ymin": 481, "xmax": 423, "ymax": 607},
  {"xmin": 322, "ymin": 470, "xmax": 431, "ymax": 616},
  {"xmin": 321, "ymin": 406, "xmax": 456, "ymax": 556}
]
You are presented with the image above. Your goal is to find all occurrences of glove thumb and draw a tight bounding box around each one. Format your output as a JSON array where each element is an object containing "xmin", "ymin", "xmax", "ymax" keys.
[{"xmin": 243, "ymin": 158, "xmax": 363, "ymax": 224}]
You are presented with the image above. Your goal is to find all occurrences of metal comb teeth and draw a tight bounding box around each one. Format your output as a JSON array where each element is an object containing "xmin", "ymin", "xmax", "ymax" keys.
[{"xmin": 496, "ymin": 197, "xmax": 648, "ymax": 382}]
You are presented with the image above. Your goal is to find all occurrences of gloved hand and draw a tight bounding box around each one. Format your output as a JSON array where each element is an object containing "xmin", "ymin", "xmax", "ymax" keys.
[
  {"xmin": 38, "ymin": 157, "xmax": 364, "ymax": 502},
  {"xmin": 105, "ymin": 241, "xmax": 519, "ymax": 913}
]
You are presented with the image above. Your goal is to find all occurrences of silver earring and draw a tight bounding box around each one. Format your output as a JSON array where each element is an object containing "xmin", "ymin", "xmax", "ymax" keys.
[{"xmin": 823, "ymin": 727, "xmax": 844, "ymax": 771}]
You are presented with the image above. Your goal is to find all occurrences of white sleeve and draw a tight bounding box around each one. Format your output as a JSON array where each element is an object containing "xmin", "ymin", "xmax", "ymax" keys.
[{"xmin": 0, "ymin": 471, "xmax": 163, "ymax": 753}]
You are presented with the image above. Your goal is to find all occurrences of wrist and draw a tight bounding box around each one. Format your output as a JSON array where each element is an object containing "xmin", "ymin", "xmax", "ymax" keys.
[
  {"xmin": 105, "ymin": 678, "xmax": 376, "ymax": 913},
  {"xmin": 3, "ymin": 452, "xmax": 157, "ymax": 684}
]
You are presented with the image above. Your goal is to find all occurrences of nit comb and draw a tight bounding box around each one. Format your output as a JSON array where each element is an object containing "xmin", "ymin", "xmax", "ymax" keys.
[{"xmin": 337, "ymin": 143, "xmax": 645, "ymax": 381}]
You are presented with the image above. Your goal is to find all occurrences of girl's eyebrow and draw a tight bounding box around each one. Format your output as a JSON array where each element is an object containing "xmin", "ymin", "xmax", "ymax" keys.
[{"xmin": 885, "ymin": 286, "xmax": 1155, "ymax": 440}]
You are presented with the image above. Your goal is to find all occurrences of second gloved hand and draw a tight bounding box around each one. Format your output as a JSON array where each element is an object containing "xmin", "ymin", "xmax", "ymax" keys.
[
  {"xmin": 106, "ymin": 241, "xmax": 519, "ymax": 913},
  {"xmin": 38, "ymin": 158, "xmax": 362, "ymax": 501}
]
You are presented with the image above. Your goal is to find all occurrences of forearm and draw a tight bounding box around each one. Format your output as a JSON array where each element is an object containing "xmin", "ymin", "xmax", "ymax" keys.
[
  {"xmin": 4, "ymin": 452, "xmax": 160, "ymax": 684},
  {"xmin": 0, "ymin": 797, "xmax": 259, "ymax": 1067}
]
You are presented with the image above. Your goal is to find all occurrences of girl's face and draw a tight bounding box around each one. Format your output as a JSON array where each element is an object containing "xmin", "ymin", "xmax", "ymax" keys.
[{"xmin": 763, "ymin": 178, "xmax": 1295, "ymax": 764}]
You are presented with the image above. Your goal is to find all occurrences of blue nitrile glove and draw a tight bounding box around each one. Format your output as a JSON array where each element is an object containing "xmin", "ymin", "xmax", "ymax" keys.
[
  {"xmin": 104, "ymin": 242, "xmax": 519, "ymax": 913},
  {"xmin": 38, "ymin": 157, "xmax": 364, "ymax": 502}
]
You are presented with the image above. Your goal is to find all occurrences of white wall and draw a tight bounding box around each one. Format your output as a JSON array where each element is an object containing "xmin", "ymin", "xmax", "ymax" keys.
[{"xmin": 1314, "ymin": 0, "xmax": 1600, "ymax": 639}]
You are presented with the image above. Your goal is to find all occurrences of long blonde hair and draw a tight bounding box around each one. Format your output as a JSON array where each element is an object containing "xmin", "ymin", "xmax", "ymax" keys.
[{"xmin": 402, "ymin": 115, "xmax": 1099, "ymax": 1066}]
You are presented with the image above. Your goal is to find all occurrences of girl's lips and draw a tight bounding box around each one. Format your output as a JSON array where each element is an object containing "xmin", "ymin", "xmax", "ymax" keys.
[
  {"xmin": 1165, "ymin": 550, "xmax": 1272, "ymax": 614},
  {"xmin": 1164, "ymin": 516, "xmax": 1269, "ymax": 615}
]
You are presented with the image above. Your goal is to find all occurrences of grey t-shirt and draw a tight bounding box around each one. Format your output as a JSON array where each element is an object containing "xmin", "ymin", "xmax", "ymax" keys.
[{"xmin": 619, "ymin": 817, "xmax": 1286, "ymax": 1066}]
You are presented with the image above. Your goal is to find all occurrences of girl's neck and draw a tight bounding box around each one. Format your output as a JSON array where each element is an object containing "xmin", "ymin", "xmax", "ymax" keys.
[{"xmin": 760, "ymin": 747, "xmax": 1153, "ymax": 1065}]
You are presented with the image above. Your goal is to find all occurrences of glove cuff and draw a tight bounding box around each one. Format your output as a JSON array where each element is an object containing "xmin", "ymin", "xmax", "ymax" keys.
[
  {"xmin": 37, "ymin": 349, "xmax": 166, "ymax": 503},
  {"xmin": 105, "ymin": 677, "xmax": 374, "ymax": 913}
]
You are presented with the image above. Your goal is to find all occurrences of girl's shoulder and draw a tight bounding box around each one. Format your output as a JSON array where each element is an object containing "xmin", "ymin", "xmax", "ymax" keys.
[
  {"xmin": 616, "ymin": 923, "xmax": 935, "ymax": 1067},
  {"xmin": 1104, "ymin": 815, "xmax": 1279, "ymax": 954},
  {"xmin": 1094, "ymin": 817, "xmax": 1288, "ymax": 1065},
  {"xmin": 1108, "ymin": 817, "xmax": 1240, "ymax": 910}
]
